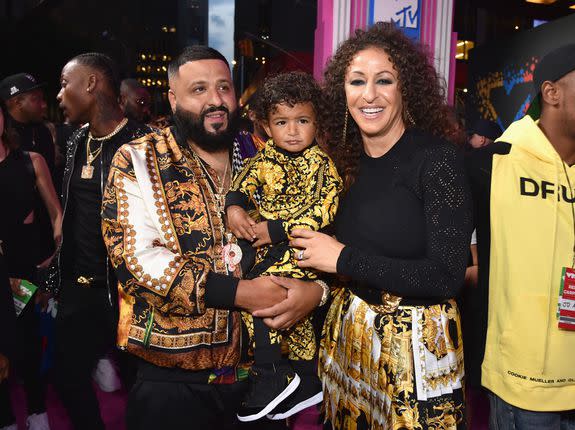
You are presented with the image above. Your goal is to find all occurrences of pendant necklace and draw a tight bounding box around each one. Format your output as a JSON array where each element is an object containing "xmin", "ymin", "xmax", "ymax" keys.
[
  {"xmin": 192, "ymin": 152, "xmax": 242, "ymax": 272},
  {"xmin": 81, "ymin": 118, "xmax": 128, "ymax": 179}
]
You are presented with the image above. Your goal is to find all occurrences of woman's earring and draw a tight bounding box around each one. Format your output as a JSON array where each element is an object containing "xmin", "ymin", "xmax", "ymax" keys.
[
  {"xmin": 341, "ymin": 109, "xmax": 349, "ymax": 144},
  {"xmin": 405, "ymin": 109, "xmax": 415, "ymax": 126}
]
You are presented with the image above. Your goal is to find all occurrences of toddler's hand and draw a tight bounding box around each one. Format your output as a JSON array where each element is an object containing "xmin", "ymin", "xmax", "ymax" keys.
[
  {"xmin": 252, "ymin": 221, "xmax": 272, "ymax": 247},
  {"xmin": 226, "ymin": 205, "xmax": 256, "ymax": 240}
]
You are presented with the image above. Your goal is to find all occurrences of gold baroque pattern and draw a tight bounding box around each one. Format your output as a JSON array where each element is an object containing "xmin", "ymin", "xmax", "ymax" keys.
[
  {"xmin": 319, "ymin": 288, "xmax": 465, "ymax": 429},
  {"xmin": 102, "ymin": 128, "xmax": 240, "ymax": 370}
]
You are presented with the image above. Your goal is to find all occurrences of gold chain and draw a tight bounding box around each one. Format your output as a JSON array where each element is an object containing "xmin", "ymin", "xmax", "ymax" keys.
[
  {"xmin": 189, "ymin": 150, "xmax": 232, "ymax": 273},
  {"xmin": 88, "ymin": 117, "xmax": 128, "ymax": 141},
  {"xmin": 85, "ymin": 118, "xmax": 128, "ymax": 166},
  {"xmin": 86, "ymin": 137, "xmax": 103, "ymax": 165},
  {"xmin": 192, "ymin": 151, "xmax": 230, "ymax": 214}
]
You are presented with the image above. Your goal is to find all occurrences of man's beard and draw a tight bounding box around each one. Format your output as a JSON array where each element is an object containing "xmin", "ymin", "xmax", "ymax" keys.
[{"xmin": 173, "ymin": 104, "xmax": 238, "ymax": 153}]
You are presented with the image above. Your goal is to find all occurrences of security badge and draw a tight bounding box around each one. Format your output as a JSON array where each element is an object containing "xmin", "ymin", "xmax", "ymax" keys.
[{"xmin": 558, "ymin": 267, "xmax": 575, "ymax": 330}]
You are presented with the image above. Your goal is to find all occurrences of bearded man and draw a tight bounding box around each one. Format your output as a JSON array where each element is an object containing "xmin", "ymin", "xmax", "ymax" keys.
[{"xmin": 102, "ymin": 46, "xmax": 324, "ymax": 429}]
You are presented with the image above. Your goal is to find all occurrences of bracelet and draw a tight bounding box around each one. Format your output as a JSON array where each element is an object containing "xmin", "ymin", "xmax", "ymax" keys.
[{"xmin": 315, "ymin": 279, "xmax": 330, "ymax": 307}]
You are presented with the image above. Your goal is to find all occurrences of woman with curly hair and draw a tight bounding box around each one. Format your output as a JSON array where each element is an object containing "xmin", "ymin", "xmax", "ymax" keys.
[{"xmin": 289, "ymin": 22, "xmax": 472, "ymax": 428}]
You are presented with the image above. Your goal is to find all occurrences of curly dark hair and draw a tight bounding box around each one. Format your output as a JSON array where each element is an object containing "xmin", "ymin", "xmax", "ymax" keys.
[
  {"xmin": 253, "ymin": 71, "xmax": 326, "ymax": 138},
  {"xmin": 323, "ymin": 22, "xmax": 464, "ymax": 191}
]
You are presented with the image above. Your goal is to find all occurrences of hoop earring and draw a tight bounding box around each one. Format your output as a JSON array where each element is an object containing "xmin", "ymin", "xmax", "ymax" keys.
[
  {"xmin": 341, "ymin": 109, "xmax": 349, "ymax": 144},
  {"xmin": 405, "ymin": 109, "xmax": 415, "ymax": 126}
]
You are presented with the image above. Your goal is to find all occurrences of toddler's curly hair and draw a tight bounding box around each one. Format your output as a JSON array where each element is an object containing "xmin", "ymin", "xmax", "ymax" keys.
[{"xmin": 253, "ymin": 71, "xmax": 326, "ymax": 138}]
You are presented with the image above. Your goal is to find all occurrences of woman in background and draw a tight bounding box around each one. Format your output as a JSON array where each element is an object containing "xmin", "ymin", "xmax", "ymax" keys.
[{"xmin": 0, "ymin": 102, "xmax": 62, "ymax": 430}]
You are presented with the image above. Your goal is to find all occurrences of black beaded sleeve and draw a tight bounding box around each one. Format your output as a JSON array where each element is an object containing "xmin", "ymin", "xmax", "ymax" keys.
[{"xmin": 336, "ymin": 143, "xmax": 472, "ymax": 300}]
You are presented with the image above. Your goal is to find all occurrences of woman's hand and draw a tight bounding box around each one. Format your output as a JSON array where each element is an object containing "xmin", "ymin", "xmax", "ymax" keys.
[
  {"xmin": 9, "ymin": 278, "xmax": 24, "ymax": 297},
  {"xmin": 253, "ymin": 276, "xmax": 323, "ymax": 330},
  {"xmin": 290, "ymin": 229, "xmax": 345, "ymax": 274}
]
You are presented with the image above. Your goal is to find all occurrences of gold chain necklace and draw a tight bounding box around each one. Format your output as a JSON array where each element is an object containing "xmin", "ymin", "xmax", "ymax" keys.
[
  {"xmin": 192, "ymin": 151, "xmax": 230, "ymax": 214},
  {"xmin": 81, "ymin": 118, "xmax": 128, "ymax": 179},
  {"xmin": 190, "ymin": 150, "xmax": 242, "ymax": 274}
]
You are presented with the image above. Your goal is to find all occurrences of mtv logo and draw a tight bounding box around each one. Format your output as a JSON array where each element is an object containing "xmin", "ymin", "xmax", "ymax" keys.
[{"xmin": 9, "ymin": 86, "xmax": 18, "ymax": 96}]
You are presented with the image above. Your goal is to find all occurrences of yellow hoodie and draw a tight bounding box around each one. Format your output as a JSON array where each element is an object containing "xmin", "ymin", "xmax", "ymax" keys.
[{"xmin": 481, "ymin": 115, "xmax": 575, "ymax": 411}]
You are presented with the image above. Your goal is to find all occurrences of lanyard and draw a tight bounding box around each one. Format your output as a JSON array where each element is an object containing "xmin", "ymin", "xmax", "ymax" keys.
[{"xmin": 561, "ymin": 161, "xmax": 575, "ymax": 268}]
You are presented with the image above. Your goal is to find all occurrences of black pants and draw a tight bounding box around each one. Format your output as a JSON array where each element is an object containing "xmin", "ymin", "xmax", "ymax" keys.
[
  {"xmin": 53, "ymin": 282, "xmax": 116, "ymax": 430},
  {"xmin": 127, "ymin": 360, "xmax": 287, "ymax": 430},
  {"xmin": 0, "ymin": 299, "xmax": 47, "ymax": 426}
]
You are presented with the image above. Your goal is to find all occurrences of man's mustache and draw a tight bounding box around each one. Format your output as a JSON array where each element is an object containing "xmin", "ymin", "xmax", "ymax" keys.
[{"xmin": 202, "ymin": 105, "xmax": 229, "ymax": 117}]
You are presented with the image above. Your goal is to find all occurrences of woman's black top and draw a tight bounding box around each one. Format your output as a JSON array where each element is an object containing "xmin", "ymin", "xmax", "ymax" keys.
[
  {"xmin": 335, "ymin": 128, "xmax": 472, "ymax": 305},
  {"xmin": 0, "ymin": 149, "xmax": 39, "ymax": 279}
]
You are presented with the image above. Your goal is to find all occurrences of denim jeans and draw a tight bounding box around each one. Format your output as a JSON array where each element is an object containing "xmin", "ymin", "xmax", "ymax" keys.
[{"xmin": 489, "ymin": 392, "xmax": 575, "ymax": 430}]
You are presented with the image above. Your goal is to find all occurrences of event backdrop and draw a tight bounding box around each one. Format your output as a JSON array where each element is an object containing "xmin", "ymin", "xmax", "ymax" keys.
[{"xmin": 467, "ymin": 13, "xmax": 575, "ymax": 131}]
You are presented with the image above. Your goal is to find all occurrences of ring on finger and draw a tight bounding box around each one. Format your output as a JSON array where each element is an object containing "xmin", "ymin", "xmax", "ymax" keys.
[{"xmin": 297, "ymin": 250, "xmax": 305, "ymax": 260}]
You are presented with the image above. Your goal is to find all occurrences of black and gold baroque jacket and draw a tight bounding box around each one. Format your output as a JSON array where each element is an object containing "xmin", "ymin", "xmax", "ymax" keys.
[
  {"xmin": 226, "ymin": 141, "xmax": 342, "ymax": 278},
  {"xmin": 101, "ymin": 127, "xmax": 244, "ymax": 370}
]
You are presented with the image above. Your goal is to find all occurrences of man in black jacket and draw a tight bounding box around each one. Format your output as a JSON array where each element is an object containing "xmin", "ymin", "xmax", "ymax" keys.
[{"xmin": 49, "ymin": 52, "xmax": 152, "ymax": 430}]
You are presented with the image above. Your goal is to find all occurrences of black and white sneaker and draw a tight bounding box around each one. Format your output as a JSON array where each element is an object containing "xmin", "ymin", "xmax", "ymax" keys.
[
  {"xmin": 236, "ymin": 362, "xmax": 300, "ymax": 422},
  {"xmin": 267, "ymin": 375, "xmax": 323, "ymax": 420}
]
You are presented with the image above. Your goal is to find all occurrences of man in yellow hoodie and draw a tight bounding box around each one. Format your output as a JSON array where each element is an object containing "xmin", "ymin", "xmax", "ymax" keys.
[{"xmin": 467, "ymin": 44, "xmax": 575, "ymax": 429}]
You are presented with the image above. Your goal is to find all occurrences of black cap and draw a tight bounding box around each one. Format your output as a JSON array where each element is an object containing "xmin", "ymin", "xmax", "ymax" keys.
[
  {"xmin": 527, "ymin": 44, "xmax": 575, "ymax": 119},
  {"xmin": 0, "ymin": 73, "xmax": 44, "ymax": 101},
  {"xmin": 469, "ymin": 118, "xmax": 502, "ymax": 141}
]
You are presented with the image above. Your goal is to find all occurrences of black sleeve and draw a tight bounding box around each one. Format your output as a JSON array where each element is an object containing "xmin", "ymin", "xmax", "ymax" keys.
[
  {"xmin": 336, "ymin": 144, "xmax": 472, "ymax": 300},
  {"xmin": 204, "ymin": 272, "xmax": 240, "ymax": 309},
  {"xmin": 225, "ymin": 191, "xmax": 249, "ymax": 210},
  {"xmin": 464, "ymin": 141, "xmax": 511, "ymax": 295}
]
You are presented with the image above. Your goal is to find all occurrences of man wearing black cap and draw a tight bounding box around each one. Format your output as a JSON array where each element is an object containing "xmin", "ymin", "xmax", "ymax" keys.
[
  {"xmin": 468, "ymin": 118, "xmax": 502, "ymax": 149},
  {"xmin": 0, "ymin": 73, "xmax": 55, "ymax": 172},
  {"xmin": 467, "ymin": 44, "xmax": 575, "ymax": 428}
]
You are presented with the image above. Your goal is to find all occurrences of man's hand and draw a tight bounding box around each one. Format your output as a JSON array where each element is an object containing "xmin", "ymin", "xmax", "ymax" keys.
[
  {"xmin": 234, "ymin": 277, "xmax": 287, "ymax": 314},
  {"xmin": 0, "ymin": 354, "xmax": 9, "ymax": 382},
  {"xmin": 227, "ymin": 206, "xmax": 256, "ymax": 240},
  {"xmin": 253, "ymin": 276, "xmax": 323, "ymax": 330},
  {"xmin": 252, "ymin": 221, "xmax": 272, "ymax": 248}
]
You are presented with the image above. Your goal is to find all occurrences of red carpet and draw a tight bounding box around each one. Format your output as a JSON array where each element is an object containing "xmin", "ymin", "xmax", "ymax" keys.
[
  {"xmin": 10, "ymin": 380, "xmax": 321, "ymax": 429},
  {"xmin": 10, "ymin": 382, "xmax": 127, "ymax": 430}
]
